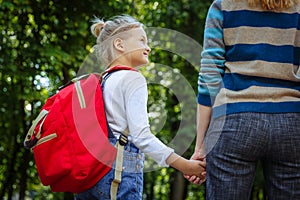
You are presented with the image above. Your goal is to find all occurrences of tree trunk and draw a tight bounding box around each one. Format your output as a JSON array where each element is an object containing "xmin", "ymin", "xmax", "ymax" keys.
[
  {"xmin": 19, "ymin": 151, "xmax": 30, "ymax": 200},
  {"xmin": 18, "ymin": 83, "xmax": 29, "ymax": 200},
  {"xmin": 170, "ymin": 171, "xmax": 186, "ymax": 200},
  {"xmin": 0, "ymin": 81, "xmax": 19, "ymax": 200}
]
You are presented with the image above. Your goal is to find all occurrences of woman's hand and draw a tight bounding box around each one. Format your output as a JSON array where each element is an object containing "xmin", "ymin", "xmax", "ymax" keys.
[
  {"xmin": 184, "ymin": 147, "xmax": 206, "ymax": 185},
  {"xmin": 166, "ymin": 152, "xmax": 206, "ymax": 181},
  {"xmin": 183, "ymin": 159, "xmax": 206, "ymax": 183}
]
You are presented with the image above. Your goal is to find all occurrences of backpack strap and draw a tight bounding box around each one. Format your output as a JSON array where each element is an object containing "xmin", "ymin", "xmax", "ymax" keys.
[
  {"xmin": 101, "ymin": 66, "xmax": 135, "ymax": 200},
  {"xmin": 24, "ymin": 109, "xmax": 49, "ymax": 149},
  {"xmin": 105, "ymin": 65, "xmax": 137, "ymax": 74}
]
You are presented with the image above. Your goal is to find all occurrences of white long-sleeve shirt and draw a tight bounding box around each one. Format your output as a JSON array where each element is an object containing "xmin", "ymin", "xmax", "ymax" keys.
[{"xmin": 103, "ymin": 69, "xmax": 174, "ymax": 167}]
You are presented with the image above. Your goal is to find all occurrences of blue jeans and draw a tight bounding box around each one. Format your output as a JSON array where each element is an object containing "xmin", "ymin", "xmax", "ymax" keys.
[
  {"xmin": 205, "ymin": 113, "xmax": 300, "ymax": 200},
  {"xmin": 75, "ymin": 138, "xmax": 144, "ymax": 200}
]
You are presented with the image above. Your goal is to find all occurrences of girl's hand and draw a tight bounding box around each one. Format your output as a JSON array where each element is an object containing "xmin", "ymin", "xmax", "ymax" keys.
[
  {"xmin": 166, "ymin": 152, "xmax": 205, "ymax": 183},
  {"xmin": 183, "ymin": 159, "xmax": 206, "ymax": 176},
  {"xmin": 184, "ymin": 148, "xmax": 207, "ymax": 185}
]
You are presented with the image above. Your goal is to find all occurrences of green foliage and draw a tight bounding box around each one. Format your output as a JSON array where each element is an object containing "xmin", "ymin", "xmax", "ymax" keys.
[{"xmin": 0, "ymin": 0, "xmax": 266, "ymax": 199}]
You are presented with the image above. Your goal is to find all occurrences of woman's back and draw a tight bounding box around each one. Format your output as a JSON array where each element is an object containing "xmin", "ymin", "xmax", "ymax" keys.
[{"xmin": 200, "ymin": 0, "xmax": 300, "ymax": 117}]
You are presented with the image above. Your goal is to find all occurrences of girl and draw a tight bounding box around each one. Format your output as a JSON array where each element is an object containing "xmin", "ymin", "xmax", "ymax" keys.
[{"xmin": 75, "ymin": 15, "xmax": 206, "ymax": 200}]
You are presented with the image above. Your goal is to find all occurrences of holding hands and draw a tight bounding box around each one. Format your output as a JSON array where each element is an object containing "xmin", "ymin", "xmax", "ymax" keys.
[
  {"xmin": 166, "ymin": 152, "xmax": 206, "ymax": 181},
  {"xmin": 184, "ymin": 148, "xmax": 206, "ymax": 185},
  {"xmin": 182, "ymin": 104, "xmax": 212, "ymax": 185}
]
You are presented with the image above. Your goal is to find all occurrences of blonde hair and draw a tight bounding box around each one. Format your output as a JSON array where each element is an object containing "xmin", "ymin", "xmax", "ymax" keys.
[
  {"xmin": 248, "ymin": 0, "xmax": 297, "ymax": 10},
  {"xmin": 90, "ymin": 15, "xmax": 143, "ymax": 66}
]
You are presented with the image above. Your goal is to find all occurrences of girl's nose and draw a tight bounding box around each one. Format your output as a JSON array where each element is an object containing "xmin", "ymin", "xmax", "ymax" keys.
[{"xmin": 146, "ymin": 45, "xmax": 151, "ymax": 53}]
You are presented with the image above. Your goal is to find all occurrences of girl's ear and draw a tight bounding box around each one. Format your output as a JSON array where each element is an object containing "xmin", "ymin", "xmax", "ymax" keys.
[{"xmin": 113, "ymin": 38, "xmax": 125, "ymax": 52}]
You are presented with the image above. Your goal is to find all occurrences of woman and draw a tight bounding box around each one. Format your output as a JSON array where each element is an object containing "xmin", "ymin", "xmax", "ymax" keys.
[{"xmin": 187, "ymin": 0, "xmax": 300, "ymax": 199}]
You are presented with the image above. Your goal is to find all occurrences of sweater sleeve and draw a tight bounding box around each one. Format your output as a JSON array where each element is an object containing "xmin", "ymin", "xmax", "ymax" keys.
[
  {"xmin": 198, "ymin": 0, "xmax": 226, "ymax": 106},
  {"xmin": 124, "ymin": 73, "xmax": 174, "ymax": 167}
]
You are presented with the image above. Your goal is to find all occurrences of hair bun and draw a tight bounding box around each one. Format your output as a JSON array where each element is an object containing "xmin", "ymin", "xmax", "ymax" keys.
[{"xmin": 90, "ymin": 18, "xmax": 105, "ymax": 38}]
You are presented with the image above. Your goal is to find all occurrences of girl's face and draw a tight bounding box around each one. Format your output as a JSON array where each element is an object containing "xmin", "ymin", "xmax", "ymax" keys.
[{"xmin": 122, "ymin": 27, "xmax": 151, "ymax": 68}]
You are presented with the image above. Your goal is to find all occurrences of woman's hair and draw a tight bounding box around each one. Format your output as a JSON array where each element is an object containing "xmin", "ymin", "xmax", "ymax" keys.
[
  {"xmin": 248, "ymin": 0, "xmax": 297, "ymax": 10},
  {"xmin": 90, "ymin": 15, "xmax": 143, "ymax": 66}
]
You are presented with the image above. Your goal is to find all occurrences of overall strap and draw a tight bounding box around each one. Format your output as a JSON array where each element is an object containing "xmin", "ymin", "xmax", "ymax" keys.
[{"xmin": 110, "ymin": 129, "xmax": 129, "ymax": 200}]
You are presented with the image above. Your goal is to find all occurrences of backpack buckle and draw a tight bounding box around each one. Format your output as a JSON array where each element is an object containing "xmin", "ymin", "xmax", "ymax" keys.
[
  {"xmin": 24, "ymin": 136, "xmax": 38, "ymax": 149},
  {"xmin": 118, "ymin": 133, "xmax": 128, "ymax": 146}
]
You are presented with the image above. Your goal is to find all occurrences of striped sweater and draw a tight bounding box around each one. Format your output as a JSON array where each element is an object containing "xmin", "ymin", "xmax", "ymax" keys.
[{"xmin": 198, "ymin": 0, "xmax": 300, "ymax": 118}]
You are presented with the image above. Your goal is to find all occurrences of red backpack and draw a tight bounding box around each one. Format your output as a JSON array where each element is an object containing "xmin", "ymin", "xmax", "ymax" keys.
[{"xmin": 24, "ymin": 66, "xmax": 135, "ymax": 194}]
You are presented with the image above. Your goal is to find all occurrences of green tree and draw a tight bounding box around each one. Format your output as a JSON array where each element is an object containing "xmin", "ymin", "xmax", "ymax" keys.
[{"xmin": 0, "ymin": 0, "xmax": 266, "ymax": 199}]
